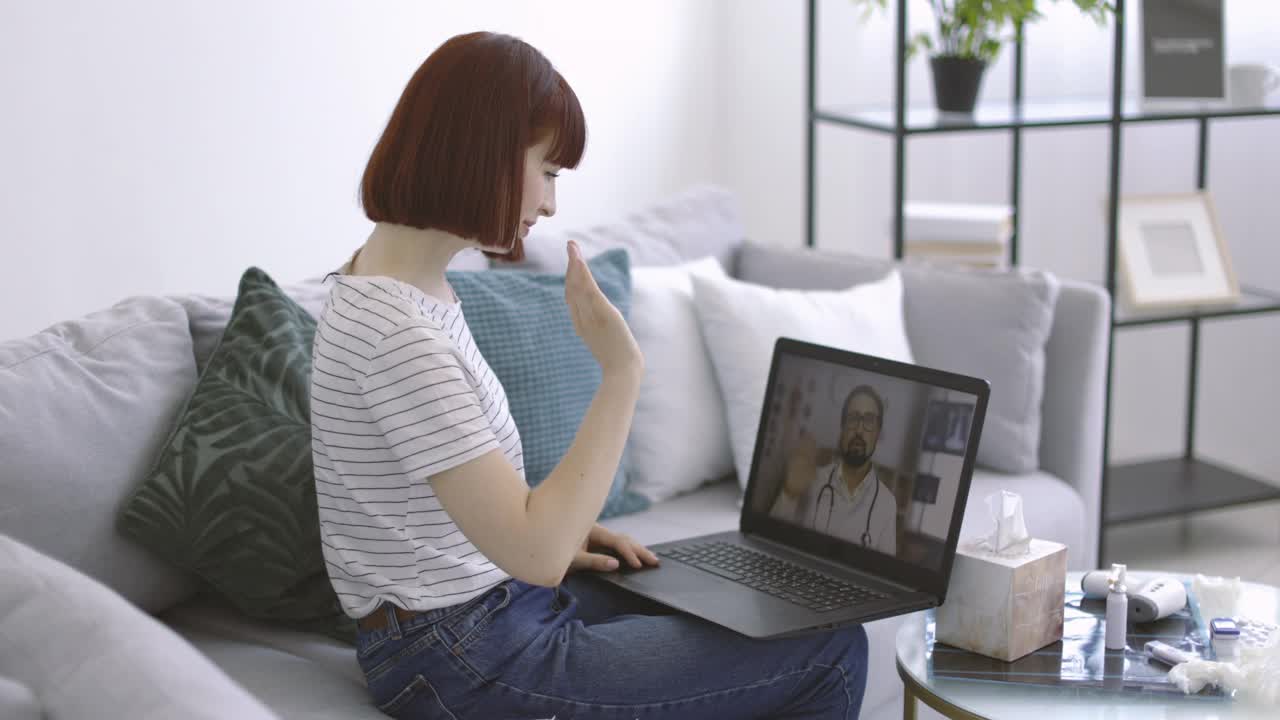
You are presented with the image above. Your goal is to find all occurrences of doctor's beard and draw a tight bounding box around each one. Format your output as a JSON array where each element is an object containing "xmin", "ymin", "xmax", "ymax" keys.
[{"xmin": 841, "ymin": 438, "xmax": 872, "ymax": 468}]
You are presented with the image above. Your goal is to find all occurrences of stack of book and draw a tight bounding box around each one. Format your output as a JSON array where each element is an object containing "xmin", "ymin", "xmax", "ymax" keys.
[{"xmin": 900, "ymin": 202, "xmax": 1012, "ymax": 270}]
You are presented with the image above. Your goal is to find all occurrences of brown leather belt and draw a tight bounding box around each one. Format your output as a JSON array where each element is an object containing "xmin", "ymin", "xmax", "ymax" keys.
[{"xmin": 357, "ymin": 604, "xmax": 421, "ymax": 633}]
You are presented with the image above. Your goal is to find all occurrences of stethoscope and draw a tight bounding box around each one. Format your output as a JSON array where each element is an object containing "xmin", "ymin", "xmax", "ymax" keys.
[{"xmin": 815, "ymin": 461, "xmax": 880, "ymax": 547}]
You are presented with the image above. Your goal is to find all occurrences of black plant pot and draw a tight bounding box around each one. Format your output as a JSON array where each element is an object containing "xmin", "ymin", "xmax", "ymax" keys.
[{"xmin": 930, "ymin": 55, "xmax": 988, "ymax": 114}]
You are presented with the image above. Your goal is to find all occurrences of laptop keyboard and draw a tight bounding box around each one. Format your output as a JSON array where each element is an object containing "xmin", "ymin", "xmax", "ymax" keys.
[{"xmin": 658, "ymin": 541, "xmax": 890, "ymax": 613}]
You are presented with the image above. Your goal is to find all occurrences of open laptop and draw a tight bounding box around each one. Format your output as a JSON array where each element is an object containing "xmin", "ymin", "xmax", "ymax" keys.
[{"xmin": 590, "ymin": 337, "xmax": 991, "ymax": 638}]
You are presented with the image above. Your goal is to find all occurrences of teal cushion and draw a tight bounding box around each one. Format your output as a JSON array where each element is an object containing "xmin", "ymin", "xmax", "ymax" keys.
[
  {"xmin": 449, "ymin": 248, "xmax": 649, "ymax": 519},
  {"xmin": 118, "ymin": 268, "xmax": 353, "ymax": 643}
]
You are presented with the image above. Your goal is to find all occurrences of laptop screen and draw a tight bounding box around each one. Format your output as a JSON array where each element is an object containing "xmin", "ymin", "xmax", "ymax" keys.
[{"xmin": 743, "ymin": 338, "xmax": 988, "ymax": 596}]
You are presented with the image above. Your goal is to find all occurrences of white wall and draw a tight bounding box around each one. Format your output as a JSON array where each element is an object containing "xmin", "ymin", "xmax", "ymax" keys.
[
  {"xmin": 721, "ymin": 0, "xmax": 1280, "ymax": 484},
  {"xmin": 0, "ymin": 0, "xmax": 725, "ymax": 340},
  {"xmin": 4, "ymin": 1, "xmax": 1275, "ymax": 484}
]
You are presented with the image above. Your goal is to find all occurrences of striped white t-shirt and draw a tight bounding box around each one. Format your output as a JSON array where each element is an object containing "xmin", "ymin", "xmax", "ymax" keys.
[{"xmin": 310, "ymin": 273, "xmax": 524, "ymax": 619}]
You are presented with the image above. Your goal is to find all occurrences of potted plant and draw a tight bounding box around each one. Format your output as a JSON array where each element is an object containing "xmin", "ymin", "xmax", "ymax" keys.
[{"xmin": 854, "ymin": 0, "xmax": 1114, "ymax": 114}]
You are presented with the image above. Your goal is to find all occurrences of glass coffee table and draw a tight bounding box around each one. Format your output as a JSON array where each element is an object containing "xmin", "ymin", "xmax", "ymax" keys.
[{"xmin": 896, "ymin": 571, "xmax": 1280, "ymax": 719}]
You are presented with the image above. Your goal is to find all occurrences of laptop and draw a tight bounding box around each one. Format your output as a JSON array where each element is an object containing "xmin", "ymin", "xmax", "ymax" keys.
[{"xmin": 590, "ymin": 337, "xmax": 990, "ymax": 638}]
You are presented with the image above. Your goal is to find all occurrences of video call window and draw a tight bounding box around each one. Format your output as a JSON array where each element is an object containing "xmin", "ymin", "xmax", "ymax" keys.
[{"xmin": 752, "ymin": 354, "xmax": 978, "ymax": 572}]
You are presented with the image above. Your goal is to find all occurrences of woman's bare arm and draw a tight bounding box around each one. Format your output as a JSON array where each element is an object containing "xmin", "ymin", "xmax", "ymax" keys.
[
  {"xmin": 431, "ymin": 240, "xmax": 643, "ymax": 587},
  {"xmin": 431, "ymin": 368, "xmax": 641, "ymax": 587}
]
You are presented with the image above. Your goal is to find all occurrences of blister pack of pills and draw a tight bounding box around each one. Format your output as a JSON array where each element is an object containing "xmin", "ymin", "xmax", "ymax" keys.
[{"xmin": 1236, "ymin": 618, "xmax": 1278, "ymax": 649}]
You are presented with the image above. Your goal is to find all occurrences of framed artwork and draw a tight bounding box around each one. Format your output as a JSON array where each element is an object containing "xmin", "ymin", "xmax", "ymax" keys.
[
  {"xmin": 1117, "ymin": 192, "xmax": 1239, "ymax": 310},
  {"xmin": 1141, "ymin": 0, "xmax": 1225, "ymax": 102},
  {"xmin": 912, "ymin": 473, "xmax": 941, "ymax": 504},
  {"xmin": 922, "ymin": 401, "xmax": 973, "ymax": 456}
]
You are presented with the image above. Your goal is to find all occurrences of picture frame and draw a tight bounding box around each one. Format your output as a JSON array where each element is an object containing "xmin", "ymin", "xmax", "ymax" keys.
[
  {"xmin": 1141, "ymin": 0, "xmax": 1226, "ymax": 104},
  {"xmin": 911, "ymin": 473, "xmax": 941, "ymax": 505},
  {"xmin": 1117, "ymin": 192, "xmax": 1239, "ymax": 310},
  {"xmin": 921, "ymin": 401, "xmax": 972, "ymax": 456}
]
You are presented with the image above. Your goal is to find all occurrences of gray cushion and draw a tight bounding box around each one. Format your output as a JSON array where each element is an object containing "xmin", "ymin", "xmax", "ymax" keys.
[
  {"xmin": 176, "ymin": 280, "xmax": 329, "ymax": 375},
  {"xmin": 0, "ymin": 675, "xmax": 41, "ymax": 720},
  {"xmin": 0, "ymin": 534, "xmax": 279, "ymax": 720},
  {"xmin": 736, "ymin": 242, "xmax": 1060, "ymax": 474},
  {"xmin": 735, "ymin": 240, "xmax": 890, "ymax": 287},
  {"xmin": 0, "ymin": 296, "xmax": 198, "ymax": 613},
  {"xmin": 511, "ymin": 184, "xmax": 746, "ymax": 274}
]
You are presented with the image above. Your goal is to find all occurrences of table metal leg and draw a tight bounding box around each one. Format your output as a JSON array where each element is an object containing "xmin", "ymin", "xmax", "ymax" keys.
[{"xmin": 903, "ymin": 684, "xmax": 917, "ymax": 720}]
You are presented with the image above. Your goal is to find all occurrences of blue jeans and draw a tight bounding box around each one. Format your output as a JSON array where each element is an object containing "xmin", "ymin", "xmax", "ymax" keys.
[{"xmin": 354, "ymin": 575, "xmax": 869, "ymax": 719}]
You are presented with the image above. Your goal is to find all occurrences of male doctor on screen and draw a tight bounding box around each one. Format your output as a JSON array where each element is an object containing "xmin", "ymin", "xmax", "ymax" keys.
[{"xmin": 770, "ymin": 385, "xmax": 897, "ymax": 554}]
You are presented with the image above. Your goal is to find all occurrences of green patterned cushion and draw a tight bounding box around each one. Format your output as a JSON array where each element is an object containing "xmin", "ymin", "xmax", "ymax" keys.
[
  {"xmin": 449, "ymin": 248, "xmax": 650, "ymax": 518},
  {"xmin": 118, "ymin": 268, "xmax": 354, "ymax": 643}
]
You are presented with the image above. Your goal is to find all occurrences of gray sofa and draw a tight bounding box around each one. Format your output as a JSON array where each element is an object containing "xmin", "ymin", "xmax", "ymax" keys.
[{"xmin": 0, "ymin": 186, "xmax": 1108, "ymax": 720}]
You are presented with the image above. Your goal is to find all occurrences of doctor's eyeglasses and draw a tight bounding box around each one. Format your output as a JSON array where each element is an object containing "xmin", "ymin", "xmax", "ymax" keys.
[{"xmin": 842, "ymin": 412, "xmax": 880, "ymax": 431}]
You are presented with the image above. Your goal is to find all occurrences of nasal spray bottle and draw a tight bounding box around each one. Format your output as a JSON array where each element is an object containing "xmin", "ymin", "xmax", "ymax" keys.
[{"xmin": 1105, "ymin": 563, "xmax": 1129, "ymax": 650}]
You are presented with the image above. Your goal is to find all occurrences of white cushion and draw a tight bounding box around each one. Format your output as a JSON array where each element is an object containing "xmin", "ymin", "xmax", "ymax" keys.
[
  {"xmin": 626, "ymin": 257, "xmax": 736, "ymax": 502},
  {"xmin": 0, "ymin": 675, "xmax": 41, "ymax": 720},
  {"xmin": 0, "ymin": 534, "xmax": 278, "ymax": 720},
  {"xmin": 736, "ymin": 243, "xmax": 1060, "ymax": 474},
  {"xmin": 691, "ymin": 270, "xmax": 914, "ymax": 491},
  {"xmin": 0, "ymin": 295, "xmax": 197, "ymax": 613}
]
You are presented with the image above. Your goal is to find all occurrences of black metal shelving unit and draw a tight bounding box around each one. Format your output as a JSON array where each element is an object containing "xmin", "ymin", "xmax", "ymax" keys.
[{"xmin": 804, "ymin": 0, "xmax": 1280, "ymax": 567}]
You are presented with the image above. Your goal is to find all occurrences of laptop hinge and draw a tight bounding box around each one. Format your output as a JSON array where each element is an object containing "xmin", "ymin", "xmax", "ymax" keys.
[{"xmin": 744, "ymin": 531, "xmax": 922, "ymax": 595}]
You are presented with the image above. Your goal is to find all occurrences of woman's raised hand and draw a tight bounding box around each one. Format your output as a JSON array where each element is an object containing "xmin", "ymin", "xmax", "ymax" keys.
[{"xmin": 564, "ymin": 240, "xmax": 642, "ymax": 377}]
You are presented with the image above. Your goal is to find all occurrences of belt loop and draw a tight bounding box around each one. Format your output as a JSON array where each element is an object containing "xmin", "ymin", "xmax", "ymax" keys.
[{"xmin": 385, "ymin": 602, "xmax": 404, "ymax": 639}]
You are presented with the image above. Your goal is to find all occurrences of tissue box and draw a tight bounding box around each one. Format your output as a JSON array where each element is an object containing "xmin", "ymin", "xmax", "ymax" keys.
[{"xmin": 935, "ymin": 538, "xmax": 1068, "ymax": 662}]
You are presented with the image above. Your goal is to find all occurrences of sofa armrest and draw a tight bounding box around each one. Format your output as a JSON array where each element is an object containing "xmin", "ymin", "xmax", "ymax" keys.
[{"xmin": 1037, "ymin": 280, "xmax": 1111, "ymax": 569}]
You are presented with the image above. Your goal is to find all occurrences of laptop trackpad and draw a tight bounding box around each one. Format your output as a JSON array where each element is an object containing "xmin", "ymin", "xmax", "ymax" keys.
[{"xmin": 599, "ymin": 560, "xmax": 798, "ymax": 637}]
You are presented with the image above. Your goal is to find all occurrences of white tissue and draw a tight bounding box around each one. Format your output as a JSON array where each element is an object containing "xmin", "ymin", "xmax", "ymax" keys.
[
  {"xmin": 1165, "ymin": 577, "xmax": 1278, "ymax": 704},
  {"xmin": 1168, "ymin": 658, "xmax": 1245, "ymax": 695},
  {"xmin": 1167, "ymin": 640, "xmax": 1280, "ymax": 704},
  {"xmin": 979, "ymin": 490, "xmax": 1031, "ymax": 557},
  {"xmin": 1194, "ymin": 574, "xmax": 1243, "ymax": 622}
]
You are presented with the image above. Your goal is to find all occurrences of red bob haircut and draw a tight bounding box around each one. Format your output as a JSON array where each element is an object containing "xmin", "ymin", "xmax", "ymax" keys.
[{"xmin": 360, "ymin": 32, "xmax": 586, "ymax": 262}]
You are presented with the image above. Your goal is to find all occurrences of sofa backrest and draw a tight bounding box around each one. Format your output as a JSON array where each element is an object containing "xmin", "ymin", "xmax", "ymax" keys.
[{"xmin": 0, "ymin": 182, "xmax": 1108, "ymax": 621}]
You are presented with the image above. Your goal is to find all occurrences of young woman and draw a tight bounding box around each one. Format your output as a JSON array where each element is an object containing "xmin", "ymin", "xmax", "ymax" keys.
[{"xmin": 311, "ymin": 31, "xmax": 869, "ymax": 719}]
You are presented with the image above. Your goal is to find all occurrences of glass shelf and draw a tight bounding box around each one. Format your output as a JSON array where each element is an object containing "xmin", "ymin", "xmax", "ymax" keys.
[
  {"xmin": 1105, "ymin": 457, "xmax": 1280, "ymax": 525},
  {"xmin": 815, "ymin": 98, "xmax": 1280, "ymax": 135},
  {"xmin": 1114, "ymin": 285, "xmax": 1280, "ymax": 327}
]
